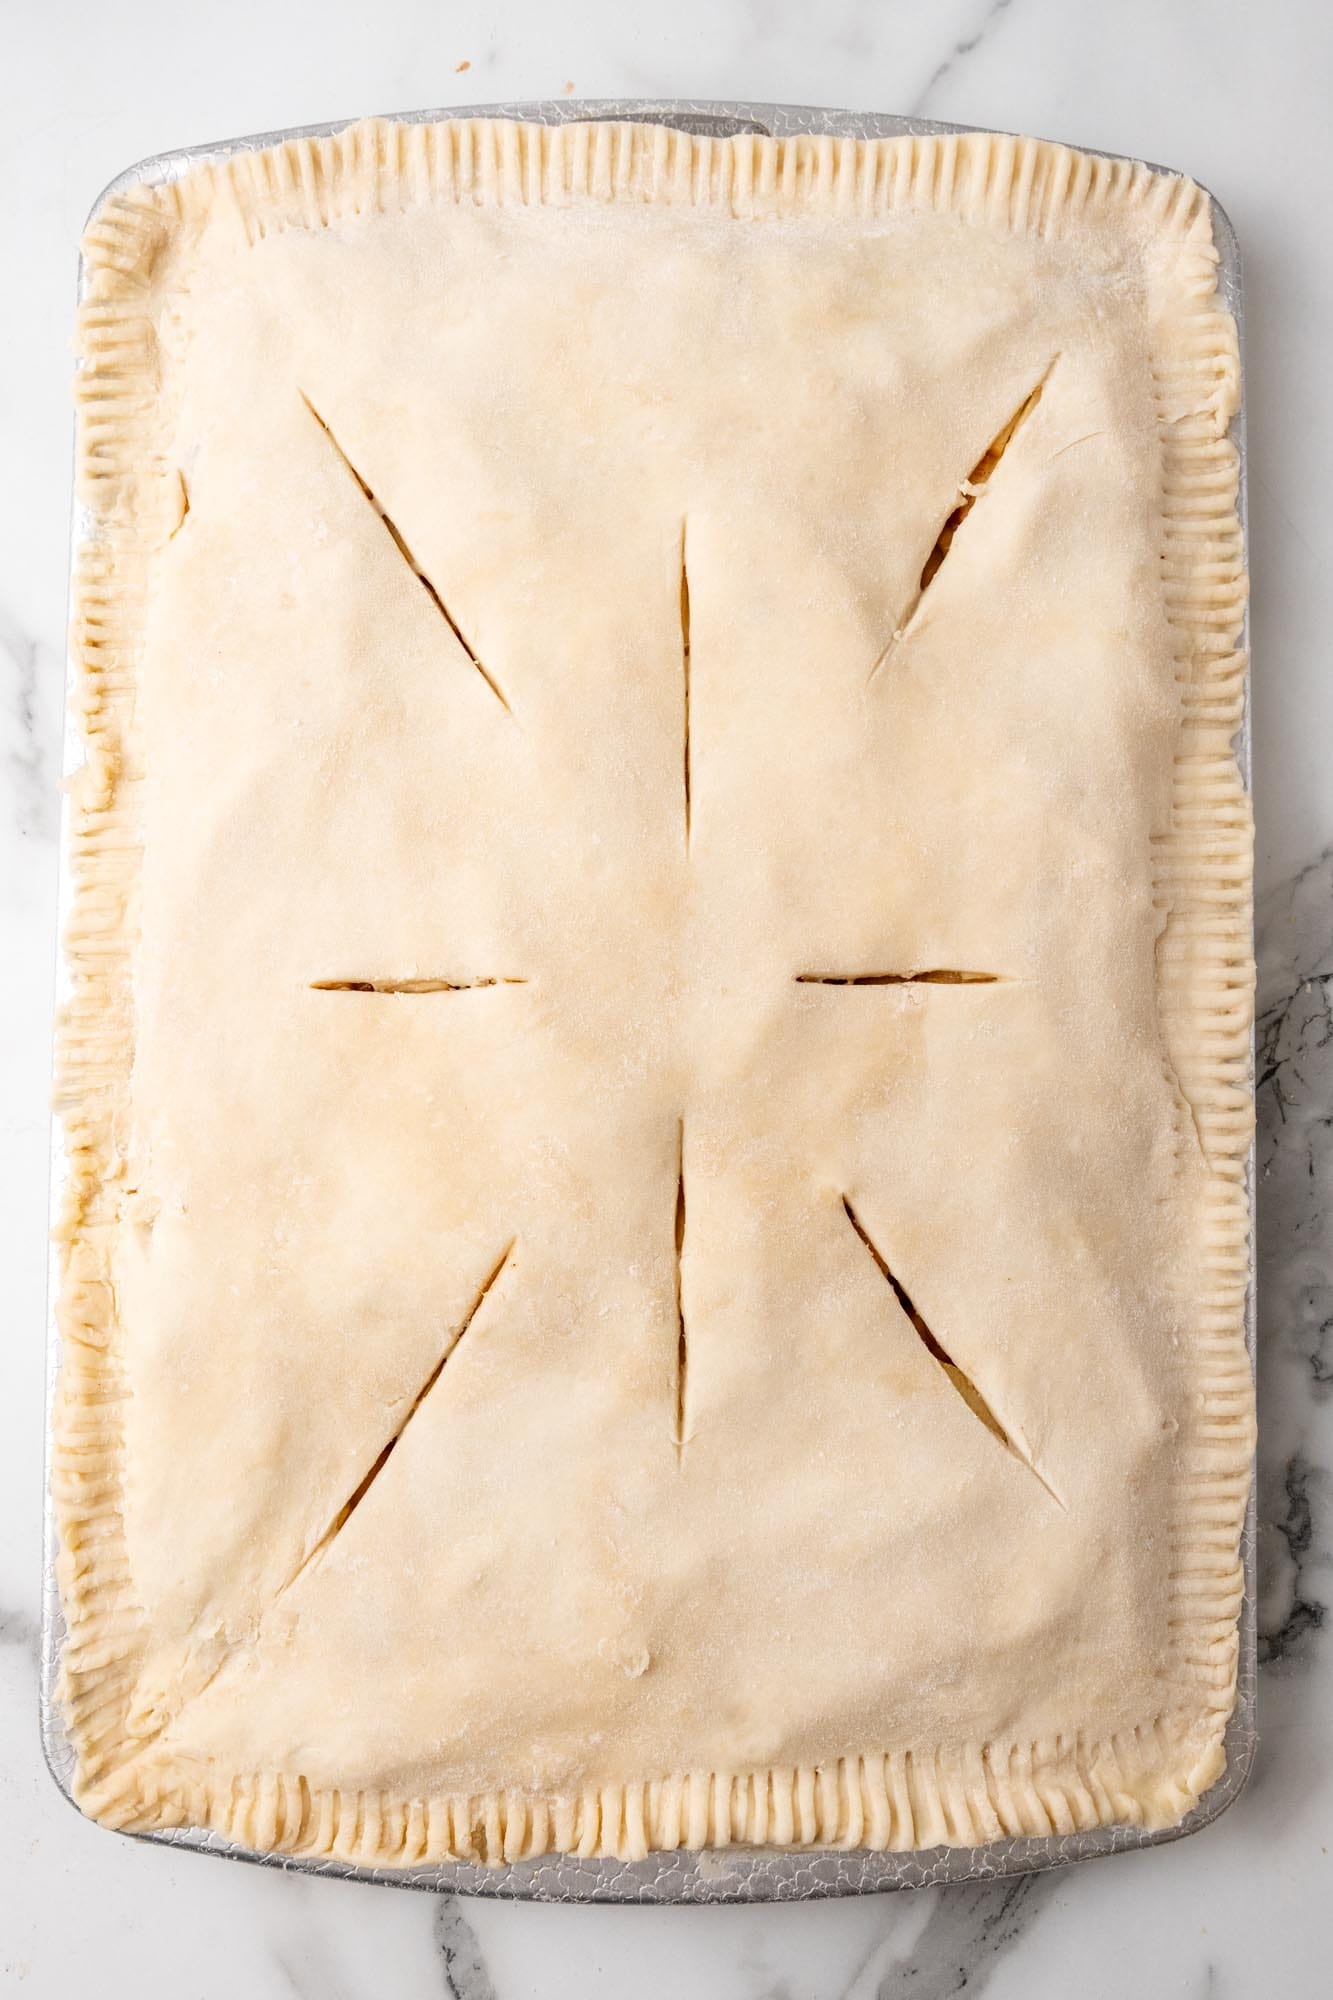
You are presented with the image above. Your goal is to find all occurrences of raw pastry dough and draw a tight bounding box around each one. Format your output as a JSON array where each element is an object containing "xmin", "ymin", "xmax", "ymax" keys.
[{"xmin": 55, "ymin": 118, "xmax": 1254, "ymax": 1865}]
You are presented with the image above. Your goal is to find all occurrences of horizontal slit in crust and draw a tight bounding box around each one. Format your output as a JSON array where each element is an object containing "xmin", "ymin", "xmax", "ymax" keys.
[
  {"xmin": 282, "ymin": 1240, "xmax": 515, "ymax": 1591},
  {"xmin": 673, "ymin": 1117, "xmax": 689, "ymax": 1457},
  {"xmin": 795, "ymin": 970, "xmax": 1003, "ymax": 986},
  {"xmin": 869, "ymin": 356, "xmax": 1058, "ymax": 682},
  {"xmin": 841, "ymin": 1196, "xmax": 1063, "ymax": 1508},
  {"xmin": 309, "ymin": 977, "xmax": 527, "ymax": 993},
  {"xmin": 299, "ymin": 391, "xmax": 512, "ymax": 714}
]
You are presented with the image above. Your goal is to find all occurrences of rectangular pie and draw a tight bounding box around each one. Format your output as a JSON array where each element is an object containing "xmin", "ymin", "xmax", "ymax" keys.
[{"xmin": 55, "ymin": 116, "xmax": 1255, "ymax": 1867}]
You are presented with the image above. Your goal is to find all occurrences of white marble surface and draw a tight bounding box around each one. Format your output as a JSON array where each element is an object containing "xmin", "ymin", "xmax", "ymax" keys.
[{"xmin": 3, "ymin": 1, "xmax": 1330, "ymax": 1992}]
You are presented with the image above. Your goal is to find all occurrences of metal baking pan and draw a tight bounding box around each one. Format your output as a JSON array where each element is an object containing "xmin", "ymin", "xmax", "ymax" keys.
[{"xmin": 42, "ymin": 98, "xmax": 1255, "ymax": 1903}]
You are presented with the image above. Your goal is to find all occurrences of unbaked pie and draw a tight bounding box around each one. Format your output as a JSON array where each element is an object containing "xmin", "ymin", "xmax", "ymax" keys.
[{"xmin": 56, "ymin": 117, "xmax": 1254, "ymax": 1865}]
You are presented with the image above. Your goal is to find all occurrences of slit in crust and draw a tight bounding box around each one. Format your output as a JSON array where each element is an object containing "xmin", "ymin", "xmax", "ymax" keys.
[
  {"xmin": 309, "ymin": 977, "xmax": 527, "ymax": 993},
  {"xmin": 794, "ymin": 970, "xmax": 1004, "ymax": 987},
  {"xmin": 299, "ymin": 390, "xmax": 512, "ymax": 715},
  {"xmin": 868, "ymin": 357, "xmax": 1059, "ymax": 683},
  {"xmin": 282, "ymin": 1240, "xmax": 516, "ymax": 1593},
  {"xmin": 841, "ymin": 1196, "xmax": 1064, "ymax": 1509}
]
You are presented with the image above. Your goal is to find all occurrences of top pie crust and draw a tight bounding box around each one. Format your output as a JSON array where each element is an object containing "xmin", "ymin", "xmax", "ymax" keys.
[{"xmin": 56, "ymin": 118, "xmax": 1255, "ymax": 1867}]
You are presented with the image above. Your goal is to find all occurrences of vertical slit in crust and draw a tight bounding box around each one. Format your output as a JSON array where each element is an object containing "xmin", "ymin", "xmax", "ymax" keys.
[
  {"xmin": 299, "ymin": 391, "xmax": 512, "ymax": 715},
  {"xmin": 680, "ymin": 520, "xmax": 691, "ymax": 851},
  {"xmin": 841, "ymin": 1197, "xmax": 1063, "ymax": 1508},
  {"xmin": 794, "ymin": 970, "xmax": 1003, "ymax": 986},
  {"xmin": 309, "ymin": 977, "xmax": 527, "ymax": 993},
  {"xmin": 167, "ymin": 469, "xmax": 190, "ymax": 540},
  {"xmin": 282, "ymin": 1240, "xmax": 515, "ymax": 1590},
  {"xmin": 674, "ymin": 1117, "xmax": 688, "ymax": 1457},
  {"xmin": 868, "ymin": 356, "xmax": 1059, "ymax": 683}
]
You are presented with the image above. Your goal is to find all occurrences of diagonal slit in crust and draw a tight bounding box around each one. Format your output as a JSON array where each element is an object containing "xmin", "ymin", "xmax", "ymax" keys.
[
  {"xmin": 674, "ymin": 1117, "xmax": 689, "ymax": 1457},
  {"xmin": 680, "ymin": 520, "xmax": 691, "ymax": 851},
  {"xmin": 868, "ymin": 356, "xmax": 1059, "ymax": 683},
  {"xmin": 795, "ymin": 970, "xmax": 1004, "ymax": 987},
  {"xmin": 310, "ymin": 977, "xmax": 527, "ymax": 994},
  {"xmin": 841, "ymin": 1196, "xmax": 1063, "ymax": 1508},
  {"xmin": 281, "ymin": 1240, "xmax": 516, "ymax": 1592},
  {"xmin": 299, "ymin": 392, "xmax": 512, "ymax": 715}
]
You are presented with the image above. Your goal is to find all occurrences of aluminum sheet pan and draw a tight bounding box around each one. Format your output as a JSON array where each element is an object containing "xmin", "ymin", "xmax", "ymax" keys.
[{"xmin": 42, "ymin": 98, "xmax": 1255, "ymax": 1903}]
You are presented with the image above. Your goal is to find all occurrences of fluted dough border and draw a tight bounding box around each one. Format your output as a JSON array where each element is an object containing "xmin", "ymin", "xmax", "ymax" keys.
[{"xmin": 53, "ymin": 118, "xmax": 1254, "ymax": 1865}]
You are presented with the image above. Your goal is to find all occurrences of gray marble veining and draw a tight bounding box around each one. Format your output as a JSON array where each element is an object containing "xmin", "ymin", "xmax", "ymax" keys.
[
  {"xmin": 910, "ymin": 0, "xmax": 1016, "ymax": 117},
  {"xmin": 0, "ymin": 602, "xmax": 62, "ymax": 845},
  {"xmin": 435, "ymin": 1900, "xmax": 499, "ymax": 2000},
  {"xmin": 1256, "ymin": 849, "xmax": 1333, "ymax": 1678},
  {"xmin": 870, "ymin": 1873, "xmax": 1058, "ymax": 1999}
]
